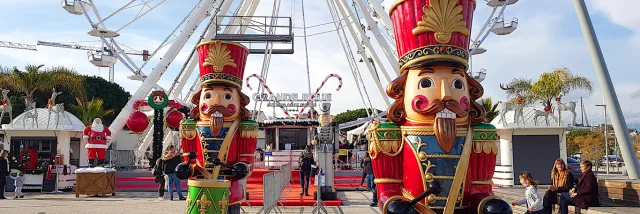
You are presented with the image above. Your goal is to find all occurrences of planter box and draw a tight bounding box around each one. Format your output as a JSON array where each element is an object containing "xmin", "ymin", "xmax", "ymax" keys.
[{"xmin": 75, "ymin": 172, "xmax": 116, "ymax": 197}]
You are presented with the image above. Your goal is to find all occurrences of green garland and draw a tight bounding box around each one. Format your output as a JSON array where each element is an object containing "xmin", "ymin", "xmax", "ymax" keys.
[{"xmin": 8, "ymin": 157, "xmax": 47, "ymax": 174}]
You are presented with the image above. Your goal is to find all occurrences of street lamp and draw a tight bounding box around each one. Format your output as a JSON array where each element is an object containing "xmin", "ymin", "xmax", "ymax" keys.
[{"xmin": 596, "ymin": 104, "xmax": 609, "ymax": 174}]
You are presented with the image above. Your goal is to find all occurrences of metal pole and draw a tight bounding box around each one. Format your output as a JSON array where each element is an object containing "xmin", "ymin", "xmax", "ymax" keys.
[
  {"xmin": 573, "ymin": 0, "xmax": 640, "ymax": 179},
  {"xmin": 604, "ymin": 105, "xmax": 609, "ymax": 174}
]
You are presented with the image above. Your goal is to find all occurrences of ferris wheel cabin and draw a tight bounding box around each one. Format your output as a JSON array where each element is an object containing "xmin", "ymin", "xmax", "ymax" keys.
[
  {"xmin": 87, "ymin": 50, "xmax": 117, "ymax": 67},
  {"xmin": 492, "ymin": 17, "xmax": 519, "ymax": 35},
  {"xmin": 61, "ymin": 0, "xmax": 90, "ymax": 15},
  {"xmin": 486, "ymin": 0, "xmax": 519, "ymax": 7}
]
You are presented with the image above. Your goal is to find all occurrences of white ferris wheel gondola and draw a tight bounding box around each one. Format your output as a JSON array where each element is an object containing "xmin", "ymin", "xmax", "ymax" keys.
[
  {"xmin": 486, "ymin": 0, "xmax": 519, "ymax": 7},
  {"xmin": 491, "ymin": 17, "xmax": 519, "ymax": 35},
  {"xmin": 87, "ymin": 28, "xmax": 120, "ymax": 38},
  {"xmin": 62, "ymin": 0, "xmax": 90, "ymax": 15},
  {"xmin": 87, "ymin": 49, "xmax": 117, "ymax": 67}
]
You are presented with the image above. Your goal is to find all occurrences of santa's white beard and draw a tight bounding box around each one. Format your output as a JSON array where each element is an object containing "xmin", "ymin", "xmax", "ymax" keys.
[{"xmin": 92, "ymin": 123, "xmax": 104, "ymax": 132}]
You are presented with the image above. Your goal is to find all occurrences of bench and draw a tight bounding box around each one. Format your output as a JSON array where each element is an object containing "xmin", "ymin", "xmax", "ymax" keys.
[{"xmin": 553, "ymin": 193, "xmax": 603, "ymax": 214}]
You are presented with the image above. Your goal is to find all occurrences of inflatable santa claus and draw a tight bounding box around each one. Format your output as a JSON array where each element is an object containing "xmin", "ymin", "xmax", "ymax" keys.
[{"xmin": 83, "ymin": 118, "xmax": 112, "ymax": 167}]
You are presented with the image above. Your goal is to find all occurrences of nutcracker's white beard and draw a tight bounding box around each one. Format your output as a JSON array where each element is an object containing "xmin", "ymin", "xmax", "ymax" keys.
[{"xmin": 92, "ymin": 123, "xmax": 104, "ymax": 132}]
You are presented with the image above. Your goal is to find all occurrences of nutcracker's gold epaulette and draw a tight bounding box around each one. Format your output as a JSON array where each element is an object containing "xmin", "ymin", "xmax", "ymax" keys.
[
  {"xmin": 367, "ymin": 121, "xmax": 403, "ymax": 159},
  {"xmin": 471, "ymin": 123, "xmax": 499, "ymax": 154},
  {"xmin": 240, "ymin": 120, "xmax": 259, "ymax": 138}
]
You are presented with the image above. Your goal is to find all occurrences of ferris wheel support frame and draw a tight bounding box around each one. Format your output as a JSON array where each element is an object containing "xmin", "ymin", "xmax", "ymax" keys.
[
  {"xmin": 107, "ymin": 0, "xmax": 220, "ymax": 142},
  {"xmin": 367, "ymin": 0, "xmax": 396, "ymax": 48},
  {"xmin": 352, "ymin": 0, "xmax": 399, "ymax": 77},
  {"xmin": 331, "ymin": 0, "xmax": 391, "ymax": 108}
]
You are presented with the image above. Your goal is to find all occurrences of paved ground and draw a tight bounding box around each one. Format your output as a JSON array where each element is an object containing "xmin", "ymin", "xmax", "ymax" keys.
[{"xmin": 0, "ymin": 191, "xmax": 381, "ymax": 214}]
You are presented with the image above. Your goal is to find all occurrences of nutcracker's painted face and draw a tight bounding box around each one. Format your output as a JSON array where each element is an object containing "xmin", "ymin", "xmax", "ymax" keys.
[
  {"xmin": 190, "ymin": 85, "xmax": 251, "ymax": 136},
  {"xmin": 387, "ymin": 66, "xmax": 486, "ymax": 153}
]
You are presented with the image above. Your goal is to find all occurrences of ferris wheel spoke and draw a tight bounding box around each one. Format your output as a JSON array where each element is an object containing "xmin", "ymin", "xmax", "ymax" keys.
[
  {"xmin": 95, "ymin": 0, "xmax": 136, "ymax": 26},
  {"xmin": 115, "ymin": 0, "xmax": 170, "ymax": 33}
]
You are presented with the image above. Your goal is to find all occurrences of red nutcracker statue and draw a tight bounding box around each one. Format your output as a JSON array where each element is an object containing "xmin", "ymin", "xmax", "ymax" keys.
[
  {"xmin": 83, "ymin": 118, "xmax": 112, "ymax": 167},
  {"xmin": 368, "ymin": 0, "xmax": 511, "ymax": 213},
  {"xmin": 175, "ymin": 40, "xmax": 258, "ymax": 214}
]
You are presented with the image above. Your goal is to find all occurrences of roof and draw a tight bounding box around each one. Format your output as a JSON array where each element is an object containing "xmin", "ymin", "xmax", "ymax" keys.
[
  {"xmin": 490, "ymin": 106, "xmax": 570, "ymax": 129},
  {"xmin": 1, "ymin": 108, "xmax": 86, "ymax": 131}
]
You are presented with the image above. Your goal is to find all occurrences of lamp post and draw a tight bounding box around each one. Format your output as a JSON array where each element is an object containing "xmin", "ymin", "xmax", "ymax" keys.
[
  {"xmin": 596, "ymin": 104, "xmax": 608, "ymax": 174},
  {"xmin": 574, "ymin": 0, "xmax": 640, "ymax": 179}
]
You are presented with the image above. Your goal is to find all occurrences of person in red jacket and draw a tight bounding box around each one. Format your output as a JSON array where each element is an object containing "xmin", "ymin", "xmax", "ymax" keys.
[
  {"xmin": 83, "ymin": 118, "xmax": 112, "ymax": 167},
  {"xmin": 559, "ymin": 160, "xmax": 600, "ymax": 214}
]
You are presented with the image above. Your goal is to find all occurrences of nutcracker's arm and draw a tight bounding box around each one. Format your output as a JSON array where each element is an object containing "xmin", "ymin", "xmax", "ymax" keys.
[
  {"xmin": 465, "ymin": 123, "xmax": 512, "ymax": 214},
  {"xmin": 367, "ymin": 122, "xmax": 410, "ymax": 213},
  {"xmin": 233, "ymin": 120, "xmax": 259, "ymax": 179}
]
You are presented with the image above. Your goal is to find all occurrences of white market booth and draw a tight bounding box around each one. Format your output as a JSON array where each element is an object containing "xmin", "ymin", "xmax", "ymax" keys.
[
  {"xmin": 491, "ymin": 107, "xmax": 570, "ymax": 187},
  {"xmin": 1, "ymin": 108, "xmax": 86, "ymax": 191}
]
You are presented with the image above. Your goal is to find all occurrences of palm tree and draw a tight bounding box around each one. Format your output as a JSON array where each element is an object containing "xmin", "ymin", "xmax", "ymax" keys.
[
  {"xmin": 502, "ymin": 68, "xmax": 593, "ymax": 109},
  {"xmin": 480, "ymin": 97, "xmax": 500, "ymax": 123},
  {"xmin": 0, "ymin": 64, "xmax": 86, "ymax": 107},
  {"xmin": 70, "ymin": 98, "xmax": 113, "ymax": 126}
]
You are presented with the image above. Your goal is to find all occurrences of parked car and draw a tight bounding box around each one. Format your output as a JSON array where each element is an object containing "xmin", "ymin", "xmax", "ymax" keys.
[
  {"xmin": 566, "ymin": 157, "xmax": 582, "ymax": 182},
  {"xmin": 600, "ymin": 155, "xmax": 624, "ymax": 167}
]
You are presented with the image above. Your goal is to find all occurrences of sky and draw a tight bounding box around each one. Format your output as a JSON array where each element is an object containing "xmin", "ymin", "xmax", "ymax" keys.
[{"xmin": 0, "ymin": 0, "xmax": 639, "ymax": 130}]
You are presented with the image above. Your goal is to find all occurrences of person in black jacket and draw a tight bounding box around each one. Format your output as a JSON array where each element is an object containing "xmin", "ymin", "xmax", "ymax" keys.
[
  {"xmin": 153, "ymin": 158, "xmax": 166, "ymax": 199},
  {"xmin": 298, "ymin": 149, "xmax": 315, "ymax": 196},
  {"xmin": 542, "ymin": 158, "xmax": 575, "ymax": 214},
  {"xmin": 0, "ymin": 150, "xmax": 9, "ymax": 199},
  {"xmin": 162, "ymin": 146, "xmax": 185, "ymax": 200}
]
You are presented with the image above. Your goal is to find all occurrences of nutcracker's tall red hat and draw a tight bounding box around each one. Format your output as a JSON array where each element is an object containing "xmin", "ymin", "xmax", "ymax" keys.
[
  {"xmin": 389, "ymin": 0, "xmax": 475, "ymax": 72},
  {"xmin": 196, "ymin": 41, "xmax": 249, "ymax": 88}
]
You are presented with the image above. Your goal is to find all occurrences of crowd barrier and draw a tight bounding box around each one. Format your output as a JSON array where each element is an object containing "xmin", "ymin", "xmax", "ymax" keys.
[
  {"xmin": 106, "ymin": 150, "xmax": 136, "ymax": 171},
  {"xmin": 258, "ymin": 162, "xmax": 293, "ymax": 214}
]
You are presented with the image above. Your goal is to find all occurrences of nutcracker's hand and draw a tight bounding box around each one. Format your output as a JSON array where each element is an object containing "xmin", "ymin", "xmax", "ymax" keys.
[{"xmin": 175, "ymin": 152, "xmax": 197, "ymax": 180}]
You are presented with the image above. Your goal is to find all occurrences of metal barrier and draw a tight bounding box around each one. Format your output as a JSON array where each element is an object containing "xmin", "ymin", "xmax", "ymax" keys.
[
  {"xmin": 106, "ymin": 150, "xmax": 136, "ymax": 171},
  {"xmin": 259, "ymin": 170, "xmax": 284, "ymax": 213}
]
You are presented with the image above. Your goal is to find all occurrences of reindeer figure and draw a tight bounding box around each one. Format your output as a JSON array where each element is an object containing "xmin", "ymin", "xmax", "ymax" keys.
[
  {"xmin": 24, "ymin": 95, "xmax": 36, "ymax": 111},
  {"xmin": 555, "ymin": 97, "xmax": 577, "ymax": 126},
  {"xmin": 0, "ymin": 88, "xmax": 12, "ymax": 124},
  {"xmin": 498, "ymin": 83, "xmax": 526, "ymax": 127},
  {"xmin": 47, "ymin": 88, "xmax": 68, "ymax": 128},
  {"xmin": 22, "ymin": 108, "xmax": 38, "ymax": 128},
  {"xmin": 533, "ymin": 104, "xmax": 553, "ymax": 126}
]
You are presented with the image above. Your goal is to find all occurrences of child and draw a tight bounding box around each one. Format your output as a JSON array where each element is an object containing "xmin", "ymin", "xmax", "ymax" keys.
[
  {"xmin": 512, "ymin": 172, "xmax": 543, "ymax": 213},
  {"xmin": 9, "ymin": 171, "xmax": 25, "ymax": 199}
]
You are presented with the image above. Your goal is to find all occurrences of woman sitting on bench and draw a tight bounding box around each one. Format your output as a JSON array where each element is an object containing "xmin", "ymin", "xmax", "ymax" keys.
[
  {"xmin": 559, "ymin": 160, "xmax": 600, "ymax": 214},
  {"xmin": 542, "ymin": 158, "xmax": 575, "ymax": 214}
]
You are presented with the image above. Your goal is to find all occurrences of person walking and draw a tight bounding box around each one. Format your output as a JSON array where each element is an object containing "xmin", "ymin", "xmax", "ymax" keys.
[
  {"xmin": 363, "ymin": 153, "xmax": 377, "ymax": 206},
  {"xmin": 162, "ymin": 145, "xmax": 185, "ymax": 200},
  {"xmin": 153, "ymin": 158, "xmax": 166, "ymax": 199},
  {"xmin": 512, "ymin": 172, "xmax": 543, "ymax": 213},
  {"xmin": 0, "ymin": 150, "xmax": 9, "ymax": 199},
  {"xmin": 298, "ymin": 149, "xmax": 315, "ymax": 196},
  {"xmin": 9, "ymin": 171, "xmax": 25, "ymax": 199}
]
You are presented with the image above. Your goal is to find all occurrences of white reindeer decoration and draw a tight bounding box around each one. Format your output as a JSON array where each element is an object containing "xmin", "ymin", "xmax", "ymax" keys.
[
  {"xmin": 22, "ymin": 108, "xmax": 38, "ymax": 128},
  {"xmin": 555, "ymin": 97, "xmax": 577, "ymax": 126},
  {"xmin": 533, "ymin": 104, "xmax": 553, "ymax": 126},
  {"xmin": 0, "ymin": 88, "xmax": 12, "ymax": 124},
  {"xmin": 47, "ymin": 88, "xmax": 68, "ymax": 127},
  {"xmin": 498, "ymin": 83, "xmax": 525, "ymax": 127}
]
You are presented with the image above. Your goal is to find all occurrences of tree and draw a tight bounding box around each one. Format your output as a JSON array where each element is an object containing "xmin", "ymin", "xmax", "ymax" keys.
[
  {"xmin": 566, "ymin": 129, "xmax": 593, "ymax": 156},
  {"xmin": 480, "ymin": 97, "xmax": 500, "ymax": 123},
  {"xmin": 0, "ymin": 64, "xmax": 86, "ymax": 106},
  {"xmin": 503, "ymin": 68, "xmax": 593, "ymax": 109},
  {"xmin": 332, "ymin": 108, "xmax": 382, "ymax": 124},
  {"xmin": 573, "ymin": 132, "xmax": 605, "ymax": 162},
  {"xmin": 70, "ymin": 98, "xmax": 114, "ymax": 126}
]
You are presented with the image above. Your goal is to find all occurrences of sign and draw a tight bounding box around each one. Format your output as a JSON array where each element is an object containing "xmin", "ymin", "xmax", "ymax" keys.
[
  {"xmin": 148, "ymin": 90, "xmax": 169, "ymax": 110},
  {"xmin": 41, "ymin": 166, "xmax": 57, "ymax": 192},
  {"xmin": 285, "ymin": 144, "xmax": 291, "ymax": 151},
  {"xmin": 339, "ymin": 149, "xmax": 348, "ymax": 156},
  {"xmin": 265, "ymin": 152, "xmax": 272, "ymax": 156},
  {"xmin": 252, "ymin": 93, "xmax": 331, "ymax": 107}
]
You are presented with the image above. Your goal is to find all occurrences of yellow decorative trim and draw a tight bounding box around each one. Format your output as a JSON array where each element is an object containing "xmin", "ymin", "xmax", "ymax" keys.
[
  {"xmin": 389, "ymin": 0, "xmax": 406, "ymax": 15},
  {"xmin": 196, "ymin": 121, "xmax": 233, "ymax": 127},
  {"xmin": 412, "ymin": 0, "xmax": 470, "ymax": 44},
  {"xmin": 212, "ymin": 119, "xmax": 240, "ymax": 179},
  {"xmin": 425, "ymin": 154, "xmax": 461, "ymax": 159},
  {"xmin": 239, "ymin": 154, "xmax": 254, "ymax": 157},
  {"xmin": 399, "ymin": 54, "xmax": 469, "ymax": 74},
  {"xmin": 203, "ymin": 138, "xmax": 225, "ymax": 141},
  {"xmin": 478, "ymin": 196, "xmax": 502, "ymax": 214},
  {"xmin": 368, "ymin": 122, "xmax": 404, "ymax": 159},
  {"xmin": 196, "ymin": 193, "xmax": 212, "ymax": 214},
  {"xmin": 188, "ymin": 179, "xmax": 231, "ymax": 188},
  {"xmin": 181, "ymin": 128, "xmax": 197, "ymax": 140},
  {"xmin": 219, "ymin": 192, "xmax": 229, "ymax": 214},
  {"xmin": 241, "ymin": 130, "xmax": 258, "ymax": 138},
  {"xmin": 471, "ymin": 180, "xmax": 494, "ymax": 185},
  {"xmin": 444, "ymin": 130, "xmax": 473, "ymax": 214},
  {"xmin": 200, "ymin": 78, "xmax": 241, "ymax": 88},
  {"xmin": 374, "ymin": 178, "xmax": 403, "ymax": 184},
  {"xmin": 472, "ymin": 140, "xmax": 499, "ymax": 154}
]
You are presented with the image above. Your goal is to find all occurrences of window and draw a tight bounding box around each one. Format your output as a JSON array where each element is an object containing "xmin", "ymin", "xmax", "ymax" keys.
[{"xmin": 278, "ymin": 128, "xmax": 308, "ymax": 150}]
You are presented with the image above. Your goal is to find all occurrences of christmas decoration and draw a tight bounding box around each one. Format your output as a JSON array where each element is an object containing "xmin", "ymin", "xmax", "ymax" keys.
[
  {"xmin": 83, "ymin": 118, "xmax": 112, "ymax": 167},
  {"xmin": 165, "ymin": 108, "xmax": 184, "ymax": 129},
  {"xmin": 126, "ymin": 111, "xmax": 149, "ymax": 133},
  {"xmin": 148, "ymin": 90, "xmax": 169, "ymax": 110}
]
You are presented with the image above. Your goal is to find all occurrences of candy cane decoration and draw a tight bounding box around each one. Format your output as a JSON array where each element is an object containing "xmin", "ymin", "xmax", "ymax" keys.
[
  {"xmin": 246, "ymin": 74, "xmax": 292, "ymax": 118},
  {"xmin": 296, "ymin": 74, "xmax": 343, "ymax": 119}
]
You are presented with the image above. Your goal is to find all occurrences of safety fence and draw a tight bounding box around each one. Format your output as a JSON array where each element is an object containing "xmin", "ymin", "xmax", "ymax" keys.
[
  {"xmin": 106, "ymin": 150, "xmax": 136, "ymax": 171},
  {"xmin": 259, "ymin": 162, "xmax": 294, "ymax": 214}
]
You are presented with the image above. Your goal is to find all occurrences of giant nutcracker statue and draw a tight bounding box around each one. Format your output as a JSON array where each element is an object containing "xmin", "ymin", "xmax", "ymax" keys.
[
  {"xmin": 367, "ymin": 0, "xmax": 511, "ymax": 213},
  {"xmin": 83, "ymin": 118, "xmax": 112, "ymax": 167},
  {"xmin": 175, "ymin": 40, "xmax": 258, "ymax": 214}
]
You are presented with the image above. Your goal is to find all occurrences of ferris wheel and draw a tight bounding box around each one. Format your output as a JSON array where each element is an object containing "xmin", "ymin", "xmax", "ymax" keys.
[{"xmin": 58, "ymin": 0, "xmax": 520, "ymax": 163}]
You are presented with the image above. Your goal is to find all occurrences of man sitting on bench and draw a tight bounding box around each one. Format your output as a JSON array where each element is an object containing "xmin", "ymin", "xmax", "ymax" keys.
[{"xmin": 559, "ymin": 160, "xmax": 600, "ymax": 214}]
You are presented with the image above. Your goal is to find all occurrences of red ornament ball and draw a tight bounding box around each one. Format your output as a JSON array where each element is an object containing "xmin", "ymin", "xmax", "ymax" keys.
[
  {"xmin": 127, "ymin": 111, "xmax": 149, "ymax": 132},
  {"xmin": 165, "ymin": 109, "xmax": 184, "ymax": 129}
]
